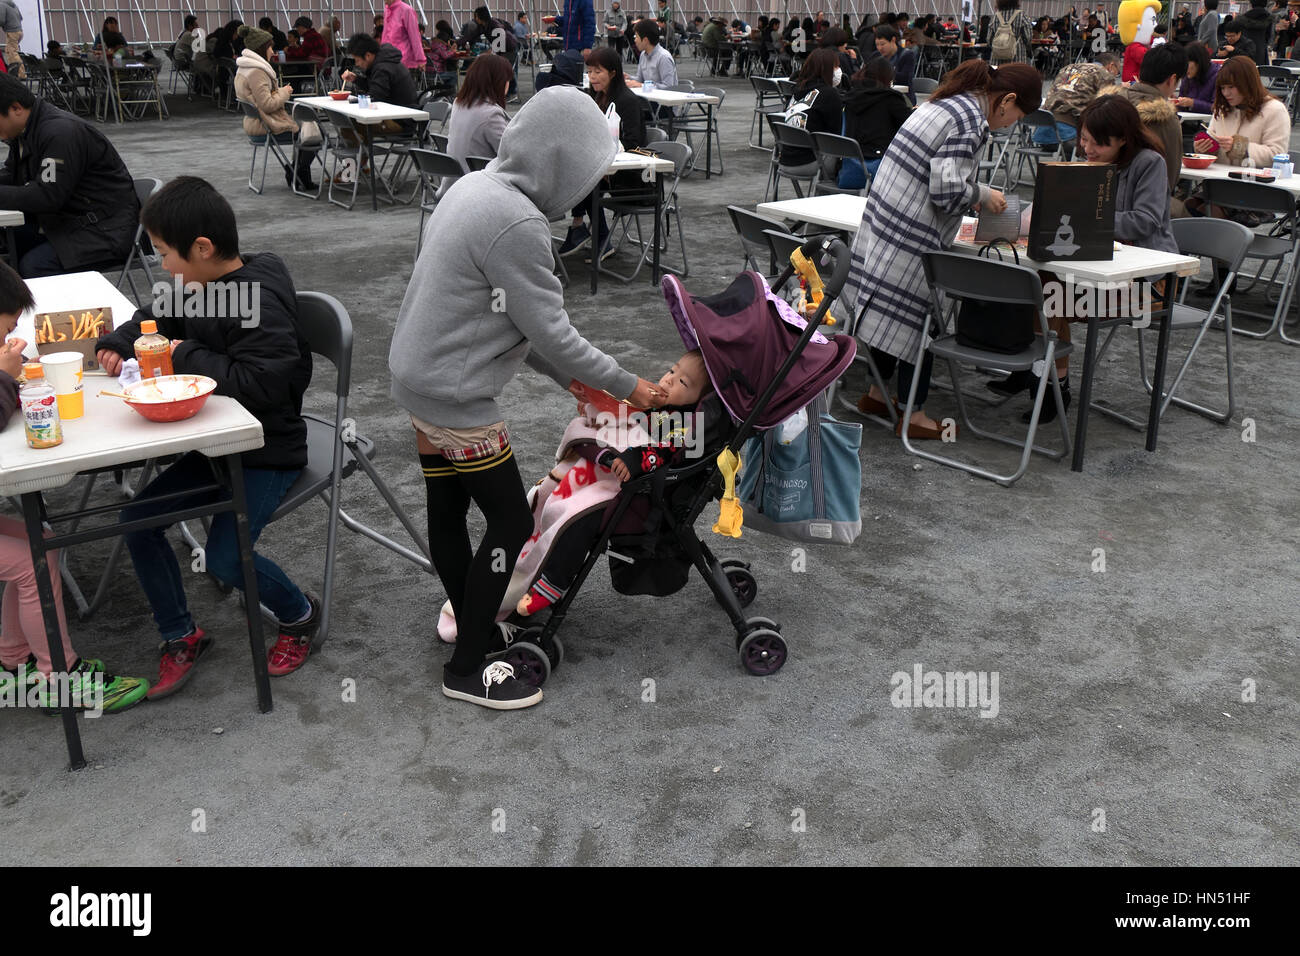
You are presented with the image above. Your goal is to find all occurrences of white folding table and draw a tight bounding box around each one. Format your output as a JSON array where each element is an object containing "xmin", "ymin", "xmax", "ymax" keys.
[
  {"xmin": 3, "ymin": 273, "xmax": 270, "ymax": 769},
  {"xmin": 297, "ymin": 95, "xmax": 431, "ymax": 211},
  {"xmin": 633, "ymin": 87, "xmax": 722, "ymax": 179},
  {"xmin": 587, "ymin": 151, "xmax": 675, "ymax": 295},
  {"xmin": 756, "ymin": 196, "xmax": 1202, "ymax": 471}
]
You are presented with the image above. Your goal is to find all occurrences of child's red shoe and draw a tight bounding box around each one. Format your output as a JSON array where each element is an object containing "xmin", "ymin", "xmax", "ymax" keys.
[
  {"xmin": 268, "ymin": 593, "xmax": 320, "ymax": 676},
  {"xmin": 148, "ymin": 628, "xmax": 213, "ymax": 700}
]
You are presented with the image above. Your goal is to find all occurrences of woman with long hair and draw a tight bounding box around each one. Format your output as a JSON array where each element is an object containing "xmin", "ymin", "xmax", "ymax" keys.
[
  {"xmin": 558, "ymin": 47, "xmax": 647, "ymax": 261},
  {"xmin": 1176, "ymin": 40, "xmax": 1220, "ymax": 114},
  {"xmin": 778, "ymin": 47, "xmax": 844, "ymax": 178},
  {"xmin": 846, "ymin": 59, "xmax": 1041, "ymax": 440},
  {"xmin": 233, "ymin": 23, "xmax": 319, "ymax": 191},
  {"xmin": 437, "ymin": 52, "xmax": 512, "ymax": 198},
  {"xmin": 990, "ymin": 94, "xmax": 1174, "ymax": 421},
  {"xmin": 1195, "ymin": 54, "xmax": 1290, "ymax": 166}
]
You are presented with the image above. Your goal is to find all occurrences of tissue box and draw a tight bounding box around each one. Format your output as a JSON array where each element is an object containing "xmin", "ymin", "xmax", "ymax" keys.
[{"xmin": 34, "ymin": 307, "xmax": 113, "ymax": 371}]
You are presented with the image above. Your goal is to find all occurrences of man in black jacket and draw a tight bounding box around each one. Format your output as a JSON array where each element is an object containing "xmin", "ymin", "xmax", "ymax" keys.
[
  {"xmin": 94, "ymin": 177, "xmax": 319, "ymax": 697},
  {"xmin": 342, "ymin": 34, "xmax": 418, "ymax": 109},
  {"xmin": 1237, "ymin": 0, "xmax": 1274, "ymax": 65},
  {"xmin": 0, "ymin": 76, "xmax": 139, "ymax": 278}
]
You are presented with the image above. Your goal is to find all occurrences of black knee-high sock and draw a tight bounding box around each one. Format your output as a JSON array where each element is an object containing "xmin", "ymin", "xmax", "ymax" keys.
[
  {"xmin": 422, "ymin": 453, "xmax": 472, "ymax": 631},
  {"xmin": 446, "ymin": 448, "xmax": 534, "ymax": 677}
]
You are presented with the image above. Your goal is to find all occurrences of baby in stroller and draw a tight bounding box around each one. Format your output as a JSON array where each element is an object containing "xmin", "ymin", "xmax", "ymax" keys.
[{"xmin": 437, "ymin": 348, "xmax": 727, "ymax": 640}]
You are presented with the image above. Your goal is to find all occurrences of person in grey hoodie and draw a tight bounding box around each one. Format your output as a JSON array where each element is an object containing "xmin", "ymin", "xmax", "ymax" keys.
[{"xmin": 389, "ymin": 85, "xmax": 662, "ymax": 711}]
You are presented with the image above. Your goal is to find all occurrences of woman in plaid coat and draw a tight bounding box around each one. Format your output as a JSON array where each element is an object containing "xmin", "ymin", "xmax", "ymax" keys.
[{"xmin": 846, "ymin": 59, "xmax": 1041, "ymax": 439}]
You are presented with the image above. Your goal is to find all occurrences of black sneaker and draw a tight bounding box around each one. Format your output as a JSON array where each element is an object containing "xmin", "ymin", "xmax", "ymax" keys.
[
  {"xmin": 442, "ymin": 660, "xmax": 543, "ymax": 710},
  {"xmin": 987, "ymin": 369, "xmax": 1034, "ymax": 396},
  {"xmin": 558, "ymin": 224, "xmax": 590, "ymax": 257},
  {"xmin": 1023, "ymin": 376, "xmax": 1071, "ymax": 424}
]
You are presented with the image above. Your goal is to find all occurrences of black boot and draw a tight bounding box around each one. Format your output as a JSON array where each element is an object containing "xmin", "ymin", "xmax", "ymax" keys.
[
  {"xmin": 987, "ymin": 369, "xmax": 1035, "ymax": 396},
  {"xmin": 1022, "ymin": 374, "xmax": 1071, "ymax": 424}
]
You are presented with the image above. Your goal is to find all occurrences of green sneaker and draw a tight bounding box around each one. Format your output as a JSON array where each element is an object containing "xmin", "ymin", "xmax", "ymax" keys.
[
  {"xmin": 0, "ymin": 655, "xmax": 38, "ymax": 697},
  {"xmin": 37, "ymin": 659, "xmax": 150, "ymax": 714}
]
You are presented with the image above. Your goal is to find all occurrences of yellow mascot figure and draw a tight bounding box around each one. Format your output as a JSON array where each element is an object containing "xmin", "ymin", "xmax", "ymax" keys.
[
  {"xmin": 1118, "ymin": 0, "xmax": 1161, "ymax": 45},
  {"xmin": 1118, "ymin": 0, "xmax": 1161, "ymax": 82}
]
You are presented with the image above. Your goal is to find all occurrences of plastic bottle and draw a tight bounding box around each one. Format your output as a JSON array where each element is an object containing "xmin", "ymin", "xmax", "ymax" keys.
[
  {"xmin": 134, "ymin": 320, "xmax": 174, "ymax": 380},
  {"xmin": 20, "ymin": 363, "xmax": 63, "ymax": 449}
]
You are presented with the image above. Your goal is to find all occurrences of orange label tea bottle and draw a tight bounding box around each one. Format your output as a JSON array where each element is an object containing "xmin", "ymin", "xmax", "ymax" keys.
[{"xmin": 134, "ymin": 320, "xmax": 174, "ymax": 380}]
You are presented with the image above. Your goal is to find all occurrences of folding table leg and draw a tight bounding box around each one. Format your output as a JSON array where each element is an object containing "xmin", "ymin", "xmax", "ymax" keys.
[
  {"xmin": 1145, "ymin": 272, "xmax": 1176, "ymax": 452},
  {"xmin": 225, "ymin": 455, "xmax": 272, "ymax": 714},
  {"xmin": 1071, "ymin": 315, "xmax": 1101, "ymax": 472},
  {"xmin": 21, "ymin": 492, "xmax": 85, "ymax": 770}
]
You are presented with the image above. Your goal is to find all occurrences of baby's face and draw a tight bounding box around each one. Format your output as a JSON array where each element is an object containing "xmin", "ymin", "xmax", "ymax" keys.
[{"xmin": 657, "ymin": 354, "xmax": 707, "ymax": 407}]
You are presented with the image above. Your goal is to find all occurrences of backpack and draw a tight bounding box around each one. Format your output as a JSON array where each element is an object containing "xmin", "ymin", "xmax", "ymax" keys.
[
  {"xmin": 490, "ymin": 17, "xmax": 518, "ymax": 53},
  {"xmin": 992, "ymin": 11, "xmax": 1017, "ymax": 60}
]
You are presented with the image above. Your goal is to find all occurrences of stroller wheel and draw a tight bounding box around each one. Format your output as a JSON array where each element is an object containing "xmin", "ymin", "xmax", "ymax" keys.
[
  {"xmin": 503, "ymin": 642, "xmax": 551, "ymax": 688},
  {"xmin": 738, "ymin": 629, "xmax": 787, "ymax": 676},
  {"xmin": 724, "ymin": 566, "xmax": 757, "ymax": 608},
  {"xmin": 520, "ymin": 625, "xmax": 563, "ymax": 670},
  {"xmin": 735, "ymin": 617, "xmax": 781, "ymax": 648}
]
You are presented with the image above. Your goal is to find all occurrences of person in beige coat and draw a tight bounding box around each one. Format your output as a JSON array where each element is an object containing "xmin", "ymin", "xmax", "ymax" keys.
[
  {"xmin": 233, "ymin": 24, "xmax": 318, "ymax": 190},
  {"xmin": 1198, "ymin": 54, "xmax": 1291, "ymax": 167}
]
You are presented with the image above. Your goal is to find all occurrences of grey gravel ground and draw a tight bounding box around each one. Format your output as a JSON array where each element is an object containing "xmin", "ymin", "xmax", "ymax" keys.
[{"xmin": 1, "ymin": 64, "xmax": 1297, "ymax": 866}]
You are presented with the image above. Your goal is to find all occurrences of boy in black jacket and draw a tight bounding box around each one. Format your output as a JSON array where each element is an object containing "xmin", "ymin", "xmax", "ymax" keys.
[{"xmin": 94, "ymin": 177, "xmax": 318, "ymax": 699}]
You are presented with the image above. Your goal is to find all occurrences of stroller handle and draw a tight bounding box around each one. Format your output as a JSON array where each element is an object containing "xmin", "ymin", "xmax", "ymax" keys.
[{"xmin": 799, "ymin": 236, "xmax": 852, "ymax": 301}]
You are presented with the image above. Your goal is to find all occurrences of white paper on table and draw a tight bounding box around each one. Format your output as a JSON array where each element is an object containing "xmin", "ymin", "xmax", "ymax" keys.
[{"xmin": 118, "ymin": 359, "xmax": 141, "ymax": 389}]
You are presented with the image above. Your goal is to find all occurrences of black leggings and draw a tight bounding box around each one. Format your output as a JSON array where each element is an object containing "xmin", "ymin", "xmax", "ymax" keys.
[
  {"xmin": 422, "ymin": 446, "xmax": 533, "ymax": 677},
  {"xmin": 870, "ymin": 347, "xmax": 935, "ymax": 407},
  {"xmin": 538, "ymin": 511, "xmax": 605, "ymax": 592}
]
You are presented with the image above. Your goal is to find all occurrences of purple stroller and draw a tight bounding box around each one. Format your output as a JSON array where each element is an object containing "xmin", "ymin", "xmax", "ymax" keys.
[{"xmin": 498, "ymin": 237, "xmax": 856, "ymax": 685}]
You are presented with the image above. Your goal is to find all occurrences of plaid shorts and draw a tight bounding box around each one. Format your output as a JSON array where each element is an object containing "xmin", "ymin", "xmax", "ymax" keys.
[{"xmin": 412, "ymin": 417, "xmax": 511, "ymax": 468}]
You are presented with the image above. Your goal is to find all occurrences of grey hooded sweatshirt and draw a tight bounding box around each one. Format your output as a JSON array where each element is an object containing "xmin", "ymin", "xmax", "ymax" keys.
[{"xmin": 389, "ymin": 86, "xmax": 636, "ymax": 428}]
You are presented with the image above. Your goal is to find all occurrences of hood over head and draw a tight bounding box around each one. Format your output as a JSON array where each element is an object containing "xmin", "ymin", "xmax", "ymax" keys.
[
  {"xmin": 375, "ymin": 43, "xmax": 405, "ymax": 65},
  {"xmin": 488, "ymin": 86, "xmax": 618, "ymax": 221}
]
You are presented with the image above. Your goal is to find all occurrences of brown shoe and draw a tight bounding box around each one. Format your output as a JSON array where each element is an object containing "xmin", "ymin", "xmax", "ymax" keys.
[
  {"xmin": 856, "ymin": 393, "xmax": 899, "ymax": 417},
  {"xmin": 895, "ymin": 416, "xmax": 955, "ymax": 441}
]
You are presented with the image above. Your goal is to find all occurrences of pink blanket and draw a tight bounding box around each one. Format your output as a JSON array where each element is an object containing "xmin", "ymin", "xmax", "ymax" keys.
[{"xmin": 438, "ymin": 408, "xmax": 650, "ymax": 641}]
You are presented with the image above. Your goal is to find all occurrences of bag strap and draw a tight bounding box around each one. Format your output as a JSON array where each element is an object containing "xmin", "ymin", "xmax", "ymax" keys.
[
  {"xmin": 807, "ymin": 392, "xmax": 827, "ymax": 521},
  {"xmin": 979, "ymin": 236, "xmax": 1020, "ymax": 264}
]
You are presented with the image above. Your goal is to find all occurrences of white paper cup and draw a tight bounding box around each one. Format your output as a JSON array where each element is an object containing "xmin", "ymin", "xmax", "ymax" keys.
[{"xmin": 40, "ymin": 351, "xmax": 85, "ymax": 420}]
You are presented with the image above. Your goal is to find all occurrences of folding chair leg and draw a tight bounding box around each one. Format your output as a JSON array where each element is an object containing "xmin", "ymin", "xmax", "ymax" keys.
[{"xmin": 1136, "ymin": 306, "xmax": 1235, "ymax": 423}]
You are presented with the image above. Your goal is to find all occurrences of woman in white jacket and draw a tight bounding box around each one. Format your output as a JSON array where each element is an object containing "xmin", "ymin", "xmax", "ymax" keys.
[{"xmin": 1196, "ymin": 55, "xmax": 1290, "ymax": 166}]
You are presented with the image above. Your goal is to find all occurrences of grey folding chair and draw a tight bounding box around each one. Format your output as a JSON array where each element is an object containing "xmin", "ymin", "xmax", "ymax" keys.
[
  {"xmin": 674, "ymin": 86, "xmax": 725, "ymax": 176},
  {"xmin": 240, "ymin": 100, "xmax": 294, "ymax": 195},
  {"xmin": 260, "ymin": 292, "xmax": 434, "ymax": 645},
  {"xmin": 1010, "ymin": 108, "xmax": 1066, "ymax": 186},
  {"xmin": 110, "ymin": 177, "xmax": 162, "ymax": 304},
  {"xmin": 643, "ymin": 126, "xmax": 669, "ymax": 144},
  {"xmin": 603, "ymin": 141, "xmax": 692, "ymax": 282},
  {"xmin": 725, "ymin": 204, "xmax": 785, "ymax": 274},
  {"xmin": 464, "ymin": 155, "xmax": 492, "ymax": 171},
  {"xmin": 410, "ymin": 148, "xmax": 468, "ymax": 258},
  {"xmin": 749, "ymin": 75, "xmax": 785, "ymax": 149},
  {"xmin": 910, "ymin": 75, "xmax": 938, "ymax": 102},
  {"xmin": 812, "ymin": 131, "xmax": 871, "ymax": 197},
  {"xmin": 1132, "ymin": 218, "xmax": 1253, "ymax": 423},
  {"xmin": 902, "ymin": 251, "xmax": 1073, "ymax": 486},
  {"xmin": 1202, "ymin": 178, "xmax": 1297, "ymax": 342},
  {"xmin": 767, "ymin": 121, "xmax": 820, "ymax": 200}
]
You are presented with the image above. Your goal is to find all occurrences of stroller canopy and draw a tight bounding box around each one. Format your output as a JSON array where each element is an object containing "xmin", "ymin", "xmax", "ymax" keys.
[{"xmin": 662, "ymin": 271, "xmax": 856, "ymax": 430}]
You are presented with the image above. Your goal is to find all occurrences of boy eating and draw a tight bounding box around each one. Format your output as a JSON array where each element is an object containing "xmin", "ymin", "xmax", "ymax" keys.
[{"xmin": 95, "ymin": 176, "xmax": 318, "ymax": 699}]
